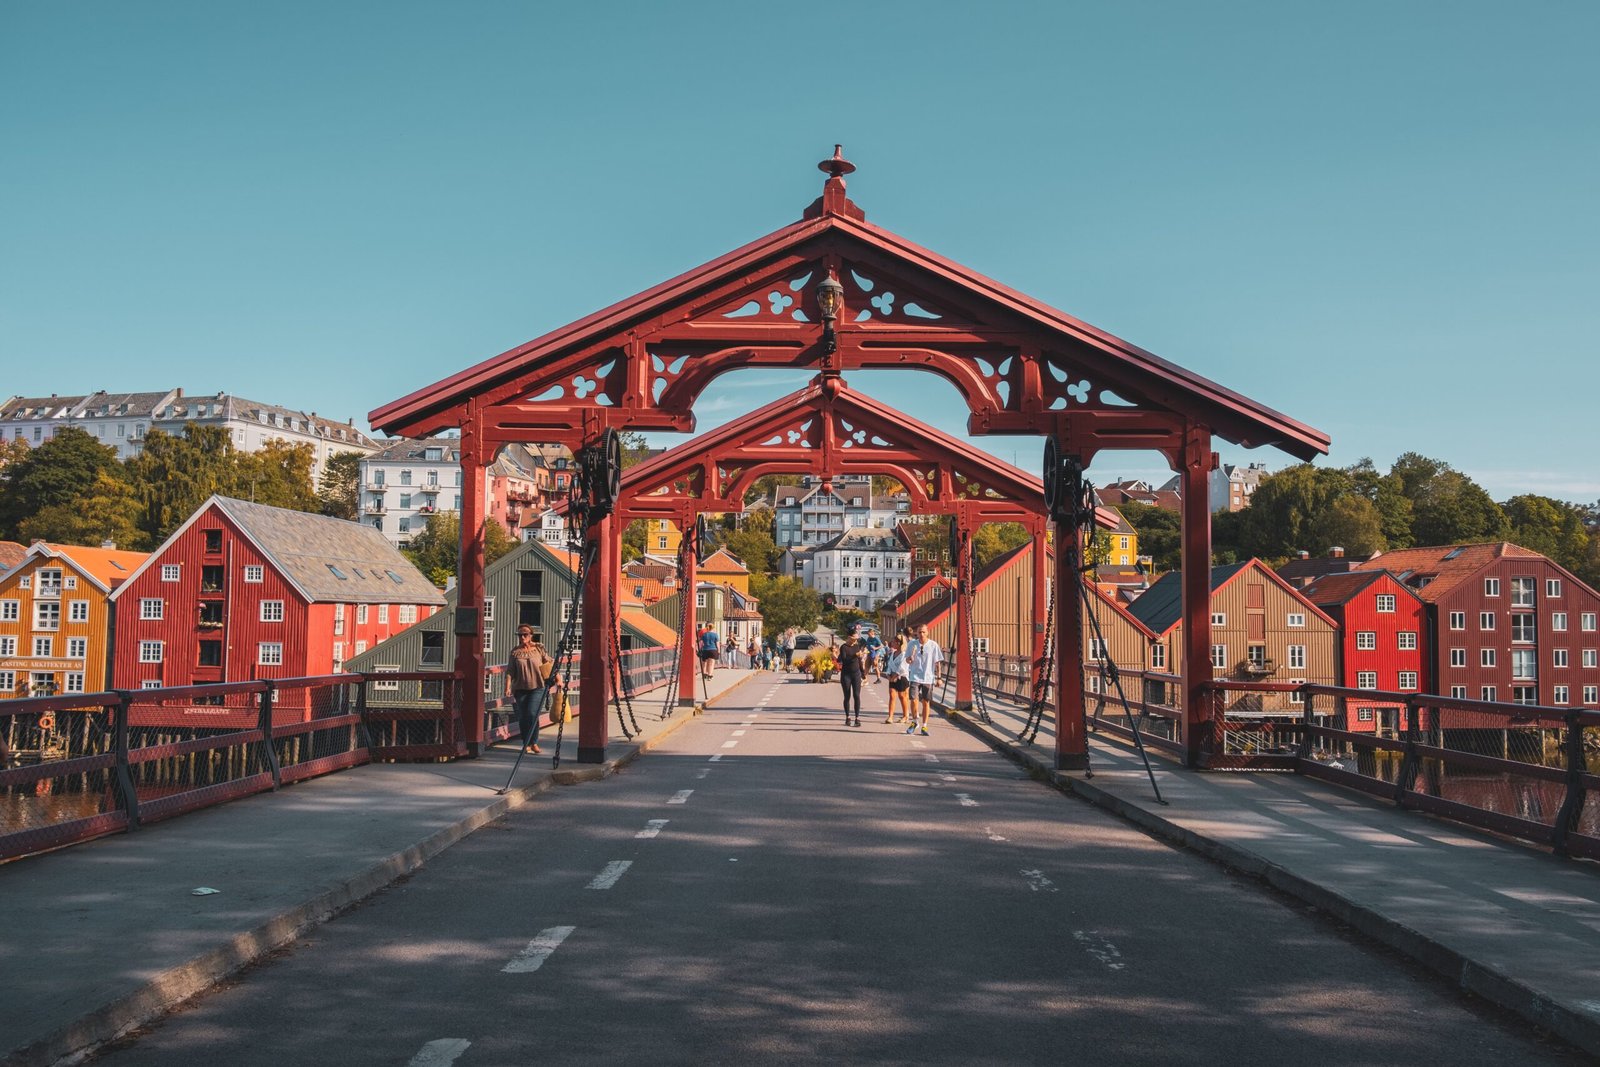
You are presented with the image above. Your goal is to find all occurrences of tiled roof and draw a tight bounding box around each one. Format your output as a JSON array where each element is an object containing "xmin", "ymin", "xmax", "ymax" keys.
[
  {"xmin": 0, "ymin": 541, "xmax": 27, "ymax": 574},
  {"xmin": 1355, "ymin": 542, "xmax": 1547, "ymax": 602},
  {"xmin": 1301, "ymin": 569, "xmax": 1389, "ymax": 607},
  {"xmin": 1, "ymin": 395, "xmax": 89, "ymax": 420},
  {"xmin": 814, "ymin": 528, "xmax": 907, "ymax": 553},
  {"xmin": 698, "ymin": 547, "xmax": 748, "ymax": 574},
  {"xmin": 1276, "ymin": 555, "xmax": 1360, "ymax": 587},
  {"xmin": 32, "ymin": 542, "xmax": 151, "ymax": 591},
  {"xmin": 364, "ymin": 436, "xmax": 463, "ymax": 464}
]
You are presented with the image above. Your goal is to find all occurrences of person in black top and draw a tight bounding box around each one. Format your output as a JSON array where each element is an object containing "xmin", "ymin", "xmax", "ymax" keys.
[{"xmin": 837, "ymin": 627, "xmax": 867, "ymax": 727}]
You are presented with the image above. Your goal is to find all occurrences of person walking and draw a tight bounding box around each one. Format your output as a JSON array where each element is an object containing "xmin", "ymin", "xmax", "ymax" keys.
[
  {"xmin": 697, "ymin": 624, "xmax": 720, "ymax": 681},
  {"xmin": 837, "ymin": 627, "xmax": 867, "ymax": 727},
  {"xmin": 865, "ymin": 628, "xmax": 884, "ymax": 681},
  {"xmin": 882, "ymin": 633, "xmax": 913, "ymax": 724},
  {"xmin": 905, "ymin": 623, "xmax": 945, "ymax": 736},
  {"xmin": 507, "ymin": 626, "xmax": 557, "ymax": 754}
]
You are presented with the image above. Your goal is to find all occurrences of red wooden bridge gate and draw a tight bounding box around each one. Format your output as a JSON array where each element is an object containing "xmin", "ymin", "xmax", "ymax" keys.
[{"xmin": 369, "ymin": 149, "xmax": 1328, "ymax": 769}]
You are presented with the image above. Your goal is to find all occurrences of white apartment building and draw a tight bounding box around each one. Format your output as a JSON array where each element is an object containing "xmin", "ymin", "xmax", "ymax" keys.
[
  {"xmin": 772, "ymin": 475, "xmax": 910, "ymax": 548},
  {"xmin": 359, "ymin": 438, "xmax": 468, "ymax": 549},
  {"xmin": 809, "ymin": 529, "xmax": 912, "ymax": 610},
  {"xmin": 0, "ymin": 389, "xmax": 377, "ymax": 484}
]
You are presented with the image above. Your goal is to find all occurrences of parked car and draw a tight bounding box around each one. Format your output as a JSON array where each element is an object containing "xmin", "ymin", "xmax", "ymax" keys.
[{"xmin": 789, "ymin": 633, "xmax": 817, "ymax": 666}]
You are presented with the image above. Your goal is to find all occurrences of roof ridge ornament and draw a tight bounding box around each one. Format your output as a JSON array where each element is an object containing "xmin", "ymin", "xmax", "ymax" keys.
[{"xmin": 805, "ymin": 145, "xmax": 866, "ymax": 221}]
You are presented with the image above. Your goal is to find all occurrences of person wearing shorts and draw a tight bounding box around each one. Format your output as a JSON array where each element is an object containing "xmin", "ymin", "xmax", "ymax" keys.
[
  {"xmin": 697, "ymin": 624, "xmax": 720, "ymax": 681},
  {"xmin": 905, "ymin": 623, "xmax": 944, "ymax": 735},
  {"xmin": 883, "ymin": 633, "xmax": 913, "ymax": 724}
]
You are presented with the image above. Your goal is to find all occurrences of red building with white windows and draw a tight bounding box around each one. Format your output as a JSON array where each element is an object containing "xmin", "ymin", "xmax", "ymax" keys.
[
  {"xmin": 1303, "ymin": 570, "xmax": 1428, "ymax": 736},
  {"xmin": 110, "ymin": 496, "xmax": 444, "ymax": 726},
  {"xmin": 1358, "ymin": 542, "xmax": 1600, "ymax": 726}
]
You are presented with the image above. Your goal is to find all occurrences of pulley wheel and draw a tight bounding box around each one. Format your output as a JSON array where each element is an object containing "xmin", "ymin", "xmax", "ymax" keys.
[{"xmin": 1042, "ymin": 437, "xmax": 1061, "ymax": 515}]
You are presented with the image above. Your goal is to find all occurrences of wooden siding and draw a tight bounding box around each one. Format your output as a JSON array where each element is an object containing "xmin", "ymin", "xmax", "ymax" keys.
[{"xmin": 0, "ymin": 555, "xmax": 117, "ymax": 698}]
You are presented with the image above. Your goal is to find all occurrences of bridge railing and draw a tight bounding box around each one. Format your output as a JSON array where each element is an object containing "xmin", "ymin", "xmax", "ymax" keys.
[{"xmin": 969, "ymin": 654, "xmax": 1187, "ymax": 757}]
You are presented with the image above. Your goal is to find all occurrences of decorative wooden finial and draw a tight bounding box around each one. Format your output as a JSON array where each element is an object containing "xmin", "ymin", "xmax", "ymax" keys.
[
  {"xmin": 804, "ymin": 146, "xmax": 865, "ymax": 221},
  {"xmin": 818, "ymin": 144, "xmax": 856, "ymax": 179}
]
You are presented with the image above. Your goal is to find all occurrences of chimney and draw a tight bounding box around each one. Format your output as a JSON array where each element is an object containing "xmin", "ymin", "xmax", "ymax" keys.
[
  {"xmin": 1329, "ymin": 546, "xmax": 1345, "ymax": 559},
  {"xmin": 101, "ymin": 539, "xmax": 116, "ymax": 550},
  {"xmin": 1297, "ymin": 550, "xmax": 1310, "ymax": 560},
  {"xmin": 175, "ymin": 387, "xmax": 183, "ymax": 398}
]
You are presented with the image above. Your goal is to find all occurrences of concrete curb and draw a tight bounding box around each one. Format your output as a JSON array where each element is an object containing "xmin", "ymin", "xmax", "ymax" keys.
[
  {"xmin": 10, "ymin": 674, "xmax": 764, "ymax": 1067},
  {"xmin": 936, "ymin": 701, "xmax": 1600, "ymax": 1057}
]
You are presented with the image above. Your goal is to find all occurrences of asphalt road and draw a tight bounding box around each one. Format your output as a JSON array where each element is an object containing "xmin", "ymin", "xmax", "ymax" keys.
[{"xmin": 91, "ymin": 673, "xmax": 1583, "ymax": 1066}]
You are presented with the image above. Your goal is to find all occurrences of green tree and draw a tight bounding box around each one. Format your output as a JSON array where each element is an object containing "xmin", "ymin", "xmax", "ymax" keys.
[
  {"xmin": 619, "ymin": 431, "xmax": 650, "ymax": 469},
  {"xmin": 1411, "ymin": 470, "xmax": 1508, "ymax": 546},
  {"xmin": 18, "ymin": 470, "xmax": 146, "ymax": 550},
  {"xmin": 620, "ymin": 519, "xmax": 647, "ymax": 564},
  {"xmin": 750, "ymin": 573, "xmax": 822, "ymax": 637},
  {"xmin": 403, "ymin": 511, "xmax": 517, "ymax": 586},
  {"xmin": 1309, "ymin": 493, "xmax": 1386, "ymax": 558},
  {"xmin": 125, "ymin": 425, "xmax": 245, "ymax": 546},
  {"xmin": 240, "ymin": 439, "xmax": 320, "ymax": 512},
  {"xmin": 725, "ymin": 509, "xmax": 778, "ymax": 574},
  {"xmin": 1345, "ymin": 458, "xmax": 1414, "ymax": 549},
  {"xmin": 318, "ymin": 450, "xmax": 365, "ymax": 520},
  {"xmin": 0, "ymin": 427, "xmax": 124, "ymax": 540},
  {"xmin": 1234, "ymin": 464, "xmax": 1355, "ymax": 561},
  {"xmin": 1120, "ymin": 500, "xmax": 1182, "ymax": 571},
  {"xmin": 1503, "ymin": 495, "xmax": 1591, "ymax": 573},
  {"xmin": 971, "ymin": 521, "xmax": 1033, "ymax": 568}
]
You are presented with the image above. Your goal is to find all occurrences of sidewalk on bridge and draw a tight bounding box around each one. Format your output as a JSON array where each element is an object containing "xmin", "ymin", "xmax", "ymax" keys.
[
  {"xmin": 937, "ymin": 686, "xmax": 1600, "ymax": 1056},
  {"xmin": 0, "ymin": 668, "xmax": 758, "ymax": 1067}
]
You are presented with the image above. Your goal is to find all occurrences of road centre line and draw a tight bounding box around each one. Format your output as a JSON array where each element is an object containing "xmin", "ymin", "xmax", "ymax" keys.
[
  {"xmin": 1023, "ymin": 869, "xmax": 1060, "ymax": 893},
  {"xmin": 732, "ymin": 729, "xmax": 746, "ymax": 736},
  {"xmin": 668, "ymin": 789, "xmax": 695, "ymax": 804},
  {"xmin": 955, "ymin": 793, "xmax": 979, "ymax": 807},
  {"xmin": 695, "ymin": 768, "xmax": 710, "ymax": 779},
  {"xmin": 708, "ymin": 754, "xmax": 723, "ymax": 762},
  {"xmin": 721, "ymin": 740, "xmax": 738, "ymax": 748},
  {"xmin": 502, "ymin": 926, "xmax": 576, "ymax": 974},
  {"xmin": 923, "ymin": 754, "xmax": 939, "ymax": 763},
  {"xmin": 636, "ymin": 819, "xmax": 669, "ymax": 838},
  {"xmin": 587, "ymin": 861, "xmax": 633, "ymax": 890},
  {"xmin": 406, "ymin": 1038, "xmax": 472, "ymax": 1066}
]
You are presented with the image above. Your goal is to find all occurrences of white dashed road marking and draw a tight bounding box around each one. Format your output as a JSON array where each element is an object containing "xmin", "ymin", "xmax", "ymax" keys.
[
  {"xmin": 502, "ymin": 926, "xmax": 576, "ymax": 973},
  {"xmin": 923, "ymin": 754, "xmax": 939, "ymax": 763},
  {"xmin": 955, "ymin": 793, "xmax": 979, "ymax": 807},
  {"xmin": 407, "ymin": 1038, "xmax": 471, "ymax": 1066},
  {"xmin": 1021, "ymin": 868, "xmax": 1059, "ymax": 893},
  {"xmin": 695, "ymin": 768, "xmax": 710, "ymax": 779},
  {"xmin": 732, "ymin": 729, "xmax": 746, "ymax": 736},
  {"xmin": 587, "ymin": 861, "xmax": 633, "ymax": 889},
  {"xmin": 983, "ymin": 826, "xmax": 1008, "ymax": 842},
  {"xmin": 708, "ymin": 754, "xmax": 723, "ymax": 762},
  {"xmin": 668, "ymin": 789, "xmax": 695, "ymax": 804},
  {"xmin": 636, "ymin": 819, "xmax": 669, "ymax": 838},
  {"xmin": 721, "ymin": 740, "xmax": 739, "ymax": 749},
  {"xmin": 1074, "ymin": 930, "xmax": 1125, "ymax": 970}
]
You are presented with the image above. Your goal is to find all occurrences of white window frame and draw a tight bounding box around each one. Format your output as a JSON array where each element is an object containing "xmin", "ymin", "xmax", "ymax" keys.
[
  {"xmin": 1449, "ymin": 611, "xmax": 1465, "ymax": 631},
  {"xmin": 481, "ymin": 597, "xmax": 494, "ymax": 622},
  {"xmin": 1554, "ymin": 648, "xmax": 1569, "ymax": 668},
  {"xmin": 1480, "ymin": 612, "xmax": 1496, "ymax": 631},
  {"xmin": 67, "ymin": 636, "xmax": 87, "ymax": 659},
  {"xmin": 1211, "ymin": 612, "xmax": 1226, "ymax": 627},
  {"xmin": 68, "ymin": 600, "xmax": 89, "ymax": 623},
  {"xmin": 371, "ymin": 666, "xmax": 400, "ymax": 691},
  {"xmin": 1356, "ymin": 631, "xmax": 1376, "ymax": 651},
  {"xmin": 1552, "ymin": 612, "xmax": 1568, "ymax": 632},
  {"xmin": 0, "ymin": 600, "xmax": 16, "ymax": 622},
  {"xmin": 1583, "ymin": 649, "xmax": 1598, "ymax": 669},
  {"xmin": 1547, "ymin": 578, "xmax": 1563, "ymax": 598},
  {"xmin": 1287, "ymin": 645, "xmax": 1306, "ymax": 670},
  {"xmin": 357, "ymin": 604, "xmax": 369, "ymax": 625},
  {"xmin": 244, "ymin": 565, "xmax": 264, "ymax": 583},
  {"xmin": 1149, "ymin": 643, "xmax": 1166, "ymax": 670},
  {"xmin": 1286, "ymin": 613, "xmax": 1305, "ymax": 628},
  {"xmin": 1450, "ymin": 685, "xmax": 1467, "ymax": 700},
  {"xmin": 483, "ymin": 628, "xmax": 494, "ymax": 653},
  {"xmin": 161, "ymin": 564, "xmax": 181, "ymax": 583},
  {"xmin": 1585, "ymin": 685, "xmax": 1599, "ymax": 706},
  {"xmin": 696, "ymin": 592, "xmax": 707, "ymax": 609},
  {"xmin": 1582, "ymin": 613, "xmax": 1597, "ymax": 632},
  {"xmin": 1484, "ymin": 577, "xmax": 1500, "ymax": 597},
  {"xmin": 1356, "ymin": 671, "xmax": 1377, "ymax": 690},
  {"xmin": 1397, "ymin": 631, "xmax": 1417, "ymax": 650},
  {"xmin": 139, "ymin": 640, "xmax": 164, "ymax": 664},
  {"xmin": 32, "ymin": 637, "xmax": 53, "ymax": 657},
  {"xmin": 140, "ymin": 598, "xmax": 163, "ymax": 621},
  {"xmin": 142, "ymin": 679, "xmax": 162, "ymax": 690},
  {"xmin": 260, "ymin": 600, "xmax": 285, "ymax": 623},
  {"xmin": 257, "ymin": 642, "xmax": 284, "ymax": 666},
  {"xmin": 64, "ymin": 672, "xmax": 85, "ymax": 694},
  {"xmin": 1375, "ymin": 594, "xmax": 1396, "ymax": 613},
  {"xmin": 0, "ymin": 636, "xmax": 12, "ymax": 656},
  {"xmin": 1210, "ymin": 644, "xmax": 1227, "ymax": 669},
  {"xmin": 399, "ymin": 604, "xmax": 417, "ymax": 625},
  {"xmin": 378, "ymin": 603, "xmax": 390, "ymax": 624},
  {"xmin": 33, "ymin": 601, "xmax": 60, "ymax": 631},
  {"xmin": 1554, "ymin": 685, "xmax": 1569, "ymax": 705},
  {"xmin": 1481, "ymin": 648, "xmax": 1497, "ymax": 668},
  {"xmin": 1398, "ymin": 671, "xmax": 1418, "ymax": 690}
]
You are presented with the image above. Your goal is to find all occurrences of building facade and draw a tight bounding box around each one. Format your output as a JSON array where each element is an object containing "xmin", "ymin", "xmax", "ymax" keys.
[
  {"xmin": 0, "ymin": 542, "xmax": 148, "ymax": 699},
  {"xmin": 809, "ymin": 529, "xmax": 911, "ymax": 610},
  {"xmin": 1303, "ymin": 570, "xmax": 1428, "ymax": 735},
  {"xmin": 771, "ymin": 475, "xmax": 907, "ymax": 547}
]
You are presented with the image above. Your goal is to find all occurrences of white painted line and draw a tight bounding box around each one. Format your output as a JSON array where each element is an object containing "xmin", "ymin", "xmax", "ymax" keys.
[
  {"xmin": 938, "ymin": 772, "xmax": 957, "ymax": 782},
  {"xmin": 587, "ymin": 860, "xmax": 633, "ymax": 890},
  {"xmin": 1074, "ymin": 930, "xmax": 1124, "ymax": 970},
  {"xmin": 502, "ymin": 926, "xmax": 576, "ymax": 973},
  {"xmin": 636, "ymin": 819, "xmax": 669, "ymax": 839},
  {"xmin": 1022, "ymin": 868, "xmax": 1059, "ymax": 893},
  {"xmin": 668, "ymin": 789, "xmax": 695, "ymax": 804},
  {"xmin": 923, "ymin": 754, "xmax": 939, "ymax": 763},
  {"xmin": 407, "ymin": 1038, "xmax": 471, "ymax": 1066},
  {"xmin": 695, "ymin": 767, "xmax": 710, "ymax": 779},
  {"xmin": 732, "ymin": 729, "xmax": 746, "ymax": 736},
  {"xmin": 955, "ymin": 793, "xmax": 979, "ymax": 807},
  {"xmin": 983, "ymin": 826, "xmax": 1008, "ymax": 842},
  {"xmin": 910, "ymin": 739, "xmax": 926, "ymax": 748},
  {"xmin": 708, "ymin": 754, "xmax": 723, "ymax": 762},
  {"xmin": 721, "ymin": 740, "xmax": 738, "ymax": 748}
]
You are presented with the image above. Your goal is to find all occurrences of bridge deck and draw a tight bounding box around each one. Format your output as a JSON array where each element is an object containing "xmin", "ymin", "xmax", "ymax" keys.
[{"xmin": 2, "ymin": 668, "xmax": 1597, "ymax": 1064}]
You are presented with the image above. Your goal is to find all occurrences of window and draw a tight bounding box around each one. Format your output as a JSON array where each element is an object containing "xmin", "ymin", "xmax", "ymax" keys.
[
  {"xmin": 1375, "ymin": 594, "xmax": 1396, "ymax": 613},
  {"xmin": 1552, "ymin": 612, "xmax": 1568, "ymax": 632},
  {"xmin": 1356, "ymin": 631, "xmax": 1376, "ymax": 651},
  {"xmin": 64, "ymin": 575, "xmax": 76, "ymax": 590},
  {"xmin": 1088, "ymin": 638, "xmax": 1108, "ymax": 660},
  {"xmin": 140, "ymin": 598, "xmax": 163, "ymax": 620},
  {"xmin": 696, "ymin": 592, "xmax": 707, "ymax": 609},
  {"xmin": 1287, "ymin": 680, "xmax": 1305, "ymax": 704},
  {"xmin": 1484, "ymin": 577, "xmax": 1500, "ymax": 597},
  {"xmin": 419, "ymin": 632, "xmax": 443, "ymax": 666},
  {"xmin": 1511, "ymin": 577, "xmax": 1534, "ymax": 607},
  {"xmin": 400, "ymin": 604, "xmax": 417, "ymax": 624},
  {"xmin": 64, "ymin": 672, "xmax": 84, "ymax": 694},
  {"xmin": 162, "ymin": 564, "xmax": 180, "ymax": 582},
  {"xmin": 1150, "ymin": 643, "xmax": 1166, "ymax": 670},
  {"xmin": 1554, "ymin": 686, "xmax": 1569, "ymax": 705},
  {"xmin": 1286, "ymin": 613, "xmax": 1305, "ymax": 628},
  {"xmin": 1449, "ymin": 611, "xmax": 1466, "ymax": 630},
  {"xmin": 1356, "ymin": 707, "xmax": 1374, "ymax": 722},
  {"xmin": 244, "ymin": 565, "xmax": 264, "ymax": 583},
  {"xmin": 400, "ymin": 469, "xmax": 412, "ymax": 486},
  {"xmin": 204, "ymin": 529, "xmax": 223, "ymax": 553},
  {"xmin": 1479, "ymin": 612, "xmax": 1496, "ymax": 631},
  {"xmin": 32, "ymin": 637, "xmax": 53, "ymax": 657},
  {"xmin": 67, "ymin": 637, "xmax": 86, "ymax": 658},
  {"xmin": 1398, "ymin": 672, "xmax": 1418, "ymax": 690},
  {"xmin": 1583, "ymin": 613, "xmax": 1597, "ymax": 632},
  {"xmin": 1481, "ymin": 648, "xmax": 1497, "ymax": 668},
  {"xmin": 561, "ymin": 599, "xmax": 575, "ymax": 622},
  {"xmin": 1554, "ymin": 648, "xmax": 1568, "ymax": 668},
  {"xmin": 357, "ymin": 604, "xmax": 369, "ymax": 625},
  {"xmin": 1586, "ymin": 686, "xmax": 1599, "ymax": 705},
  {"xmin": 0, "ymin": 637, "xmax": 12, "ymax": 656},
  {"xmin": 1451, "ymin": 686, "xmax": 1467, "ymax": 699},
  {"xmin": 400, "ymin": 493, "xmax": 412, "ymax": 509},
  {"xmin": 480, "ymin": 597, "xmax": 494, "ymax": 622},
  {"xmin": 1210, "ymin": 645, "xmax": 1227, "ymax": 669},
  {"xmin": 1482, "ymin": 686, "xmax": 1497, "ymax": 702},
  {"xmin": 1513, "ymin": 686, "xmax": 1537, "ymax": 705},
  {"xmin": 1357, "ymin": 671, "xmax": 1377, "ymax": 689},
  {"xmin": 1211, "ymin": 612, "xmax": 1226, "ymax": 627},
  {"xmin": 198, "ymin": 640, "xmax": 222, "ymax": 666},
  {"xmin": 483, "ymin": 628, "xmax": 494, "ymax": 653},
  {"xmin": 520, "ymin": 570, "xmax": 543, "ymax": 598},
  {"xmin": 69, "ymin": 600, "xmax": 89, "ymax": 622},
  {"xmin": 334, "ymin": 603, "xmax": 345, "ymax": 635},
  {"xmin": 332, "ymin": 642, "xmax": 345, "ymax": 672},
  {"xmin": 354, "ymin": 639, "xmax": 367, "ymax": 654},
  {"xmin": 139, "ymin": 640, "xmax": 164, "ymax": 663},
  {"xmin": 142, "ymin": 680, "xmax": 162, "ymax": 690},
  {"xmin": 1391, "ymin": 631, "xmax": 1415, "ymax": 651},
  {"xmin": 1450, "ymin": 648, "xmax": 1467, "ymax": 668},
  {"xmin": 0, "ymin": 600, "xmax": 16, "ymax": 622},
  {"xmin": 1512, "ymin": 614, "xmax": 1535, "ymax": 643},
  {"xmin": 33, "ymin": 600, "xmax": 60, "ymax": 631},
  {"xmin": 1585, "ymin": 650, "xmax": 1599, "ymax": 669},
  {"xmin": 258, "ymin": 642, "xmax": 283, "ymax": 666},
  {"xmin": 1287, "ymin": 645, "xmax": 1305, "ymax": 669},
  {"xmin": 260, "ymin": 600, "xmax": 285, "ymax": 622},
  {"xmin": 378, "ymin": 604, "xmax": 390, "ymax": 624},
  {"xmin": 657, "ymin": 536, "xmax": 668, "ymax": 550},
  {"xmin": 1548, "ymin": 579, "xmax": 1563, "ymax": 598}
]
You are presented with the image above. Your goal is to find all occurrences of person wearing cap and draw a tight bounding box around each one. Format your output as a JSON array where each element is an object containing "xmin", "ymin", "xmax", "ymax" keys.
[{"xmin": 507, "ymin": 626, "xmax": 558, "ymax": 754}]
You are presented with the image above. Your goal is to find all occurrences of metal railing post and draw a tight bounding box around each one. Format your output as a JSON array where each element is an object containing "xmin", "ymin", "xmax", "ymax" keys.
[
  {"xmin": 1395, "ymin": 697, "xmax": 1421, "ymax": 804},
  {"xmin": 111, "ymin": 691, "xmax": 140, "ymax": 829},
  {"xmin": 1297, "ymin": 689, "xmax": 1314, "ymax": 762},
  {"xmin": 1553, "ymin": 711, "xmax": 1588, "ymax": 856},
  {"xmin": 355, "ymin": 676, "xmax": 374, "ymax": 752},
  {"xmin": 258, "ymin": 684, "xmax": 281, "ymax": 790}
]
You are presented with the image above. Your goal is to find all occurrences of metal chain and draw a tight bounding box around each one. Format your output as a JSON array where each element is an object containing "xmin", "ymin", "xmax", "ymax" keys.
[
  {"xmin": 547, "ymin": 533, "xmax": 596, "ymax": 770},
  {"xmin": 659, "ymin": 541, "xmax": 690, "ymax": 719},
  {"xmin": 1020, "ymin": 575, "xmax": 1056, "ymax": 745},
  {"xmin": 963, "ymin": 543, "xmax": 992, "ymax": 724},
  {"xmin": 607, "ymin": 580, "xmax": 639, "ymax": 740}
]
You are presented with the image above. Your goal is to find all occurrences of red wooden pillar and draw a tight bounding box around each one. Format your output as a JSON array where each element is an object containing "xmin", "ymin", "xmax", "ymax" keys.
[
  {"xmin": 954, "ymin": 524, "xmax": 974, "ymax": 710},
  {"xmin": 677, "ymin": 537, "xmax": 698, "ymax": 709},
  {"xmin": 455, "ymin": 422, "xmax": 488, "ymax": 757},
  {"xmin": 577, "ymin": 509, "xmax": 615, "ymax": 763},
  {"xmin": 1053, "ymin": 511, "xmax": 1088, "ymax": 770},
  {"xmin": 1030, "ymin": 520, "xmax": 1049, "ymax": 681},
  {"xmin": 1179, "ymin": 423, "xmax": 1217, "ymax": 768}
]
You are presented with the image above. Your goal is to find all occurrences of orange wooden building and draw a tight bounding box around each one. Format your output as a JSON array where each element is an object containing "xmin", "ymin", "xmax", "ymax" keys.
[{"xmin": 0, "ymin": 541, "xmax": 149, "ymax": 699}]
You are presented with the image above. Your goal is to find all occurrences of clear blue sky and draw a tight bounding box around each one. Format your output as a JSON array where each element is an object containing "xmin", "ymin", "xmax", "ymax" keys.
[{"xmin": 4, "ymin": 2, "xmax": 1596, "ymax": 502}]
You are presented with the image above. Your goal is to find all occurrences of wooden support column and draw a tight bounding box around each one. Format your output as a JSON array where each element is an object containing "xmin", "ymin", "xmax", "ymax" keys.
[
  {"xmin": 1179, "ymin": 423, "xmax": 1217, "ymax": 769},
  {"xmin": 954, "ymin": 525, "xmax": 974, "ymax": 711},
  {"xmin": 577, "ymin": 509, "xmax": 615, "ymax": 763},
  {"xmin": 1053, "ymin": 510, "xmax": 1088, "ymax": 770},
  {"xmin": 678, "ymin": 537, "xmax": 699, "ymax": 709},
  {"xmin": 455, "ymin": 420, "xmax": 488, "ymax": 757},
  {"xmin": 1030, "ymin": 520, "xmax": 1049, "ymax": 683}
]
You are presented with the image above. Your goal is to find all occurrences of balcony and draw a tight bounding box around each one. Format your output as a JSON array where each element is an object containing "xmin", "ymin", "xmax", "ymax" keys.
[
  {"xmin": 364, "ymin": 503, "xmax": 387, "ymax": 515},
  {"xmin": 34, "ymin": 584, "xmax": 62, "ymax": 600},
  {"xmin": 364, "ymin": 479, "xmax": 386, "ymax": 490},
  {"xmin": 1238, "ymin": 658, "xmax": 1277, "ymax": 678},
  {"xmin": 418, "ymin": 505, "xmax": 436, "ymax": 514}
]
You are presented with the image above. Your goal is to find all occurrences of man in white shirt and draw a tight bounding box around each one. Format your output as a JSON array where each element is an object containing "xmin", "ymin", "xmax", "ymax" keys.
[{"xmin": 904, "ymin": 623, "xmax": 944, "ymax": 736}]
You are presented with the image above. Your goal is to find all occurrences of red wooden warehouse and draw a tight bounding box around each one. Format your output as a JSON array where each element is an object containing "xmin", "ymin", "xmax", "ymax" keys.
[
  {"xmin": 1303, "ymin": 570, "xmax": 1428, "ymax": 736},
  {"xmin": 110, "ymin": 496, "xmax": 445, "ymax": 727}
]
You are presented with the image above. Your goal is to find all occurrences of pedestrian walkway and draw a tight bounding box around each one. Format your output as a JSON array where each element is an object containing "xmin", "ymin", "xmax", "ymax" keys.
[
  {"xmin": 0, "ymin": 670, "xmax": 756, "ymax": 1067},
  {"xmin": 937, "ymin": 685, "xmax": 1600, "ymax": 1057}
]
